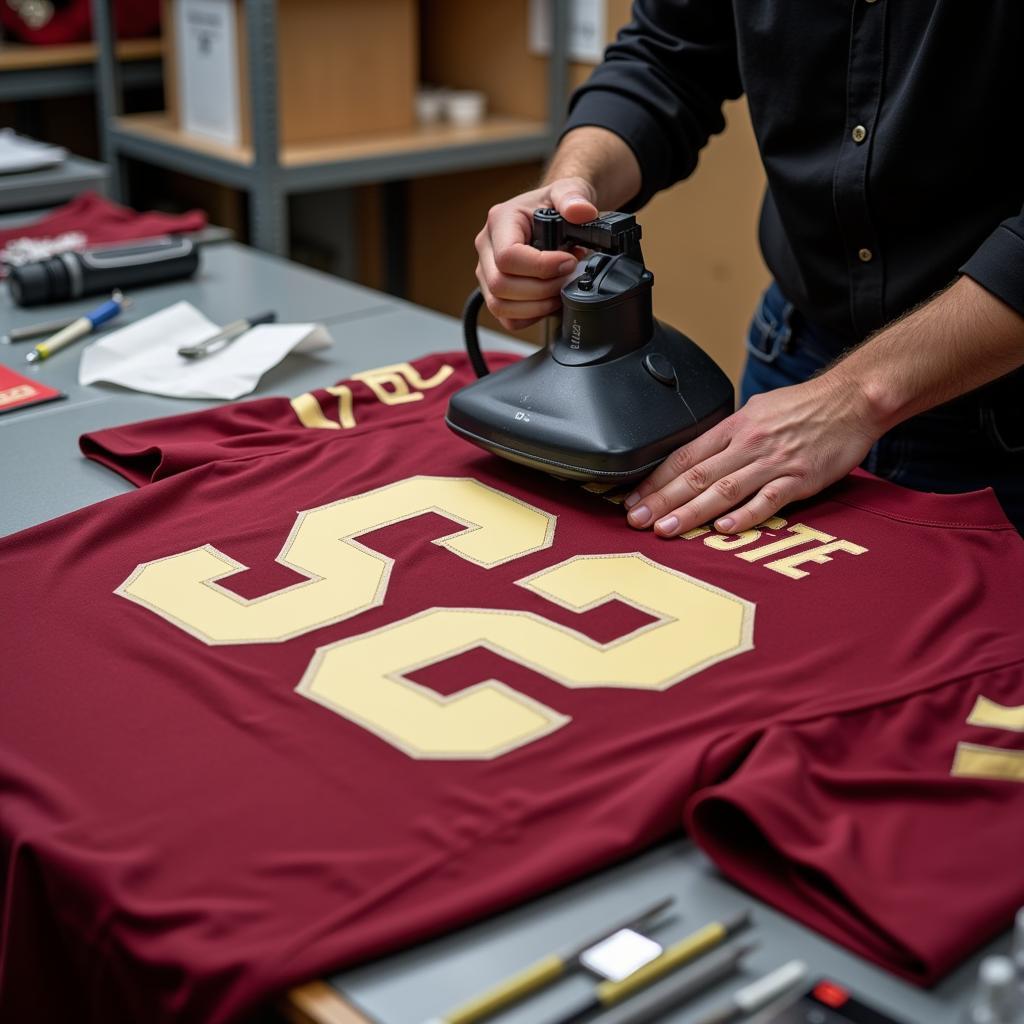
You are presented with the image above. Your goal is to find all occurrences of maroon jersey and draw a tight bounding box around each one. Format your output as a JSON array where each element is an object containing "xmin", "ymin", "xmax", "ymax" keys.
[{"xmin": 1, "ymin": 353, "xmax": 1022, "ymax": 1022}]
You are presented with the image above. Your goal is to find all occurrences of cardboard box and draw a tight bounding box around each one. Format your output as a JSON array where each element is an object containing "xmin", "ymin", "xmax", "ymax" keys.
[{"xmin": 164, "ymin": 0, "xmax": 418, "ymax": 149}]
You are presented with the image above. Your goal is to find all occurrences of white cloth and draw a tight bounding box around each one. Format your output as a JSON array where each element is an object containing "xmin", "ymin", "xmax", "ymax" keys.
[
  {"xmin": 0, "ymin": 129, "xmax": 67, "ymax": 174},
  {"xmin": 79, "ymin": 301, "xmax": 332, "ymax": 400}
]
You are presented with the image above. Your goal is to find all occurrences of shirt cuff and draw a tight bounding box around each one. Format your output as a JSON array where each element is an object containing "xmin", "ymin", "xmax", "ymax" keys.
[
  {"xmin": 960, "ymin": 220, "xmax": 1024, "ymax": 319},
  {"xmin": 560, "ymin": 89, "xmax": 674, "ymax": 212}
]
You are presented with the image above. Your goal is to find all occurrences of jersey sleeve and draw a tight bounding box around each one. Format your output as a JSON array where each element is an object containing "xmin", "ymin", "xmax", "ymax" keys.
[
  {"xmin": 79, "ymin": 351, "xmax": 507, "ymax": 487},
  {"xmin": 686, "ymin": 661, "xmax": 1024, "ymax": 984}
]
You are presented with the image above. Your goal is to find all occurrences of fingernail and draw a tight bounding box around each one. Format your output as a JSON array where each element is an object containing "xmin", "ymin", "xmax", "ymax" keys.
[
  {"xmin": 656, "ymin": 515, "xmax": 679, "ymax": 535},
  {"xmin": 624, "ymin": 491, "xmax": 641, "ymax": 509},
  {"xmin": 716, "ymin": 516, "xmax": 735, "ymax": 532},
  {"xmin": 559, "ymin": 259, "xmax": 576, "ymax": 274},
  {"xmin": 628, "ymin": 504, "xmax": 651, "ymax": 527}
]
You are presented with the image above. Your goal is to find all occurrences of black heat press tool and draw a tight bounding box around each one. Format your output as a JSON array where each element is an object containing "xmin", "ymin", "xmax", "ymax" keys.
[{"xmin": 445, "ymin": 208, "xmax": 734, "ymax": 483}]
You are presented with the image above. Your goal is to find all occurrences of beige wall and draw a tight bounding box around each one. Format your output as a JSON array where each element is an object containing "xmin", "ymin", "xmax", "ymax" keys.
[{"xmin": 643, "ymin": 99, "xmax": 769, "ymax": 385}]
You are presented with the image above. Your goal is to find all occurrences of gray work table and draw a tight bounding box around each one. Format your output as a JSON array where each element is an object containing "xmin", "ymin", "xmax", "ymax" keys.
[
  {"xmin": 0, "ymin": 241, "xmax": 1002, "ymax": 1024},
  {"xmin": 0, "ymin": 153, "xmax": 109, "ymax": 212}
]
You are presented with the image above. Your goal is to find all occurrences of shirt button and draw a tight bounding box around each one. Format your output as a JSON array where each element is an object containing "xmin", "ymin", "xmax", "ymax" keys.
[
  {"xmin": 858, "ymin": 247, "xmax": 874, "ymax": 262},
  {"xmin": 852, "ymin": 124, "xmax": 867, "ymax": 143}
]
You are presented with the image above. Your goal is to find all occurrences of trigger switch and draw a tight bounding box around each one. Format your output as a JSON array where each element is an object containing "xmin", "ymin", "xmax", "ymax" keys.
[{"xmin": 644, "ymin": 352, "xmax": 676, "ymax": 386}]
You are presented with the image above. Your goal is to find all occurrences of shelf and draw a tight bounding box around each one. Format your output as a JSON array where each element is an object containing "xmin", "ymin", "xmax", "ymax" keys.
[
  {"xmin": 0, "ymin": 37, "xmax": 163, "ymax": 101},
  {"xmin": 110, "ymin": 112, "xmax": 554, "ymax": 191},
  {"xmin": 0, "ymin": 37, "xmax": 162, "ymax": 71}
]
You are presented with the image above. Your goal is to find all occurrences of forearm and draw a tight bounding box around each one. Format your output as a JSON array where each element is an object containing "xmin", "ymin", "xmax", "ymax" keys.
[
  {"xmin": 828, "ymin": 275, "xmax": 1024, "ymax": 434},
  {"xmin": 542, "ymin": 126, "xmax": 643, "ymax": 212}
]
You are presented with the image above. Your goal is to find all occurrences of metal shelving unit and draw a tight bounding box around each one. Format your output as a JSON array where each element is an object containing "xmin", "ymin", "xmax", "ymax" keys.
[
  {"xmin": 0, "ymin": 37, "xmax": 162, "ymax": 103},
  {"xmin": 91, "ymin": 0, "xmax": 570, "ymax": 259}
]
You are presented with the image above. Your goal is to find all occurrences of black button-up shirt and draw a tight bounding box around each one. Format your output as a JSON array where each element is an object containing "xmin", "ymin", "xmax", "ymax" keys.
[{"xmin": 562, "ymin": 0, "xmax": 1024, "ymax": 346}]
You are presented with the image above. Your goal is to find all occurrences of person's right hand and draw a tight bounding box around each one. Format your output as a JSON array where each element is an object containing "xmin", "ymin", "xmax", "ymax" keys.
[{"xmin": 474, "ymin": 177, "xmax": 599, "ymax": 331}]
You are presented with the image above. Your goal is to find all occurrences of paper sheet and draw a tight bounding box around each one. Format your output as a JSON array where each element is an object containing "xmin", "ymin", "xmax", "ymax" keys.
[{"xmin": 79, "ymin": 301, "xmax": 332, "ymax": 400}]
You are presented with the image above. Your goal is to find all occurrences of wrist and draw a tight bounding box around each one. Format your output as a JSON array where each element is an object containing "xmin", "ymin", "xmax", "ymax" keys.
[
  {"xmin": 817, "ymin": 363, "xmax": 895, "ymax": 441},
  {"xmin": 543, "ymin": 126, "xmax": 641, "ymax": 210}
]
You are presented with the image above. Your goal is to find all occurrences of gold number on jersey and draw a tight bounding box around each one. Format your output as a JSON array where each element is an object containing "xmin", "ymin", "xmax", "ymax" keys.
[
  {"xmin": 952, "ymin": 696, "xmax": 1024, "ymax": 783},
  {"xmin": 117, "ymin": 477, "xmax": 555, "ymax": 644},
  {"xmin": 119, "ymin": 476, "xmax": 753, "ymax": 759},
  {"xmin": 298, "ymin": 554, "xmax": 752, "ymax": 758}
]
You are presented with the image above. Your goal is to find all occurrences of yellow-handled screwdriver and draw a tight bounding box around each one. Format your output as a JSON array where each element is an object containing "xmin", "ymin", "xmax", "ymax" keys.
[
  {"xmin": 551, "ymin": 909, "xmax": 753, "ymax": 1024},
  {"xmin": 425, "ymin": 897, "xmax": 676, "ymax": 1024}
]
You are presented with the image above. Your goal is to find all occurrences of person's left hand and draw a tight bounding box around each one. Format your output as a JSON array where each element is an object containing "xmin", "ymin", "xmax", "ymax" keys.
[{"xmin": 623, "ymin": 372, "xmax": 881, "ymax": 536}]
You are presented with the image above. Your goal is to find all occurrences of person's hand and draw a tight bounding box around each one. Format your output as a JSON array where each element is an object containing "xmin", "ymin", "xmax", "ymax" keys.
[
  {"xmin": 624, "ymin": 372, "xmax": 882, "ymax": 536},
  {"xmin": 474, "ymin": 178, "xmax": 598, "ymax": 331}
]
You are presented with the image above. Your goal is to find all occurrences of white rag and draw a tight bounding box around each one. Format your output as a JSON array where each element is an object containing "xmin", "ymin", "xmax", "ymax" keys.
[{"xmin": 79, "ymin": 300, "xmax": 332, "ymax": 400}]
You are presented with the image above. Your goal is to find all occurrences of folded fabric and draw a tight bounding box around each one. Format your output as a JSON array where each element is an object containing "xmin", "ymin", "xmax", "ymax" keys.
[
  {"xmin": 79, "ymin": 300, "xmax": 332, "ymax": 400},
  {"xmin": 0, "ymin": 192, "xmax": 207, "ymax": 272}
]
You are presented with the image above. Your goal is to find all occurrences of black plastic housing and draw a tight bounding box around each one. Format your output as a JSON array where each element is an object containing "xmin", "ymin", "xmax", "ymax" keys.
[
  {"xmin": 446, "ymin": 318, "xmax": 733, "ymax": 482},
  {"xmin": 9, "ymin": 237, "xmax": 199, "ymax": 306},
  {"xmin": 445, "ymin": 209, "xmax": 734, "ymax": 482}
]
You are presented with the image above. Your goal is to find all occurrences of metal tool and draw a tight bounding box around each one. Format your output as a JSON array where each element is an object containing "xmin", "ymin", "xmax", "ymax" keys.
[
  {"xmin": 25, "ymin": 290, "xmax": 130, "ymax": 363},
  {"xmin": 425, "ymin": 897, "xmax": 675, "ymax": 1024},
  {"xmin": 177, "ymin": 310, "xmax": 277, "ymax": 359},
  {"xmin": 550, "ymin": 910, "xmax": 753, "ymax": 1024},
  {"xmin": 691, "ymin": 959, "xmax": 808, "ymax": 1024},
  {"xmin": 446, "ymin": 209, "xmax": 734, "ymax": 483},
  {"xmin": 584, "ymin": 941, "xmax": 760, "ymax": 1024},
  {"xmin": 4, "ymin": 315, "xmax": 81, "ymax": 344}
]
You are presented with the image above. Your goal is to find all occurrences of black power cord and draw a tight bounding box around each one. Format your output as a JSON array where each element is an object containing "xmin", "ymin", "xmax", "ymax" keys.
[{"xmin": 462, "ymin": 287, "xmax": 490, "ymax": 378}]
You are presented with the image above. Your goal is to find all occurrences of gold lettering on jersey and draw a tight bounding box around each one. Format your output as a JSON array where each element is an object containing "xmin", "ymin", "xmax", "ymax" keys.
[
  {"xmin": 350, "ymin": 362, "xmax": 453, "ymax": 405},
  {"xmin": 763, "ymin": 539, "xmax": 868, "ymax": 579},
  {"xmin": 299, "ymin": 553, "xmax": 753, "ymax": 758},
  {"xmin": 290, "ymin": 385, "xmax": 355, "ymax": 430},
  {"xmin": 952, "ymin": 742, "xmax": 1024, "ymax": 783},
  {"xmin": 676, "ymin": 517, "xmax": 867, "ymax": 579},
  {"xmin": 951, "ymin": 698, "xmax": 1024, "ymax": 783},
  {"xmin": 703, "ymin": 516, "xmax": 788, "ymax": 550},
  {"xmin": 117, "ymin": 477, "xmax": 555, "ymax": 645},
  {"xmin": 966, "ymin": 695, "xmax": 1024, "ymax": 732},
  {"xmin": 290, "ymin": 362, "xmax": 453, "ymax": 430}
]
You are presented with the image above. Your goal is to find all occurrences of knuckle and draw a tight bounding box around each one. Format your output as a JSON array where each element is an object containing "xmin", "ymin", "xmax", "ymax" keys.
[
  {"xmin": 667, "ymin": 447, "xmax": 693, "ymax": 476},
  {"xmin": 684, "ymin": 463, "xmax": 710, "ymax": 492},
  {"xmin": 482, "ymin": 267, "xmax": 504, "ymax": 294},
  {"xmin": 714, "ymin": 475, "xmax": 741, "ymax": 502},
  {"xmin": 759, "ymin": 485, "xmax": 785, "ymax": 510}
]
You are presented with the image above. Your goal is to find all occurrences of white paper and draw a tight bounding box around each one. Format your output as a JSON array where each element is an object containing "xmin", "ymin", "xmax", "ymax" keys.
[
  {"xmin": 0, "ymin": 129, "xmax": 67, "ymax": 174},
  {"xmin": 79, "ymin": 301, "xmax": 332, "ymax": 400},
  {"xmin": 175, "ymin": 0, "xmax": 242, "ymax": 146},
  {"xmin": 529, "ymin": 0, "xmax": 607, "ymax": 64}
]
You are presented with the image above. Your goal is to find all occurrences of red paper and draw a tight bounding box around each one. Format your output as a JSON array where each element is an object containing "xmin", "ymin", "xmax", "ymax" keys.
[{"xmin": 0, "ymin": 362, "xmax": 64, "ymax": 415}]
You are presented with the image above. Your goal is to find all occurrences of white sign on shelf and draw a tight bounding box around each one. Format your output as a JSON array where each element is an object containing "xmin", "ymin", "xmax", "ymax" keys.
[
  {"xmin": 174, "ymin": 0, "xmax": 242, "ymax": 147},
  {"xmin": 529, "ymin": 0, "xmax": 608, "ymax": 65}
]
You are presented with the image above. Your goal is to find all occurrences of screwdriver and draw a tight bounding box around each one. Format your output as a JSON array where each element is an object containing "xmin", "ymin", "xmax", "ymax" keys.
[{"xmin": 25, "ymin": 290, "xmax": 129, "ymax": 363}]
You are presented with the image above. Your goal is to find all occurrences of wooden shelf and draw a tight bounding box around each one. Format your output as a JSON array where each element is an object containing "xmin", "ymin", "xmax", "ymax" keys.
[
  {"xmin": 281, "ymin": 116, "xmax": 549, "ymax": 167},
  {"xmin": 0, "ymin": 36, "xmax": 162, "ymax": 71},
  {"xmin": 113, "ymin": 111, "xmax": 550, "ymax": 171},
  {"xmin": 114, "ymin": 111, "xmax": 253, "ymax": 167}
]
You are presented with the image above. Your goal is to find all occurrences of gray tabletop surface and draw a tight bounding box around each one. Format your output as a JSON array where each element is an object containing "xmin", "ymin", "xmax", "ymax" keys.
[
  {"xmin": 0, "ymin": 153, "xmax": 109, "ymax": 211},
  {"xmin": 0, "ymin": 241, "xmax": 1003, "ymax": 1024}
]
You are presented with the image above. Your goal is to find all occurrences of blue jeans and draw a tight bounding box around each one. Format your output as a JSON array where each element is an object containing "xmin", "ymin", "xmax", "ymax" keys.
[{"xmin": 740, "ymin": 282, "xmax": 1024, "ymax": 532}]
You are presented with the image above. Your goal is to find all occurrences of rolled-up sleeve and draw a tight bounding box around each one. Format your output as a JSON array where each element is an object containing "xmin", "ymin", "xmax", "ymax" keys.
[
  {"xmin": 560, "ymin": 0, "xmax": 743, "ymax": 210},
  {"xmin": 960, "ymin": 215, "xmax": 1024, "ymax": 319}
]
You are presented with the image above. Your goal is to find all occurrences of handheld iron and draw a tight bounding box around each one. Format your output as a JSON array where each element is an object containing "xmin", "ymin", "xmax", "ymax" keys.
[{"xmin": 445, "ymin": 209, "xmax": 734, "ymax": 483}]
